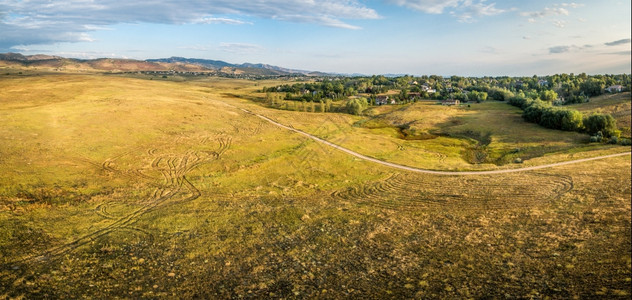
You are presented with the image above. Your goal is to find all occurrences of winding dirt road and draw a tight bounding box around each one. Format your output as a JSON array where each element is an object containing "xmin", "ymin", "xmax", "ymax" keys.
[{"xmin": 238, "ymin": 108, "xmax": 631, "ymax": 176}]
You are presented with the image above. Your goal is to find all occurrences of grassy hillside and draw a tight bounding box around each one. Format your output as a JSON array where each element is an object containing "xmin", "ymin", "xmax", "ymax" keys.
[
  {"xmin": 0, "ymin": 74, "xmax": 630, "ymax": 298},
  {"xmin": 568, "ymin": 92, "xmax": 631, "ymax": 138}
]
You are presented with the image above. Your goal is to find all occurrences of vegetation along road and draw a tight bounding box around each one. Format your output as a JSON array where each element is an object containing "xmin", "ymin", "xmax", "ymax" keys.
[{"xmin": 238, "ymin": 108, "xmax": 631, "ymax": 175}]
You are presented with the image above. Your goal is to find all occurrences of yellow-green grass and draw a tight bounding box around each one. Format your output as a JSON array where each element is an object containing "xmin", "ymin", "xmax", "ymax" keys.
[
  {"xmin": 0, "ymin": 74, "xmax": 630, "ymax": 298},
  {"xmin": 567, "ymin": 92, "xmax": 631, "ymax": 138},
  {"xmin": 237, "ymin": 97, "xmax": 628, "ymax": 171}
]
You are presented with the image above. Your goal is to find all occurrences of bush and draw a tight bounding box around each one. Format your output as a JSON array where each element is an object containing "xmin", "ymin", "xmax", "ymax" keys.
[
  {"xmin": 589, "ymin": 131, "xmax": 604, "ymax": 143},
  {"xmin": 619, "ymin": 138, "xmax": 632, "ymax": 146},
  {"xmin": 559, "ymin": 109, "xmax": 583, "ymax": 131},
  {"xmin": 508, "ymin": 94, "xmax": 529, "ymax": 108},
  {"xmin": 608, "ymin": 136, "xmax": 619, "ymax": 144},
  {"xmin": 488, "ymin": 87, "xmax": 514, "ymax": 101},
  {"xmin": 563, "ymin": 93, "xmax": 589, "ymax": 105},
  {"xmin": 583, "ymin": 113, "xmax": 618, "ymax": 137},
  {"xmin": 539, "ymin": 107, "xmax": 562, "ymax": 129},
  {"xmin": 522, "ymin": 100, "xmax": 550, "ymax": 124}
]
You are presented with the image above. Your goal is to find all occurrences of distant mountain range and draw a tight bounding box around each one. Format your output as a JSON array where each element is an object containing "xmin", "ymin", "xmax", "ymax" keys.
[
  {"xmin": 146, "ymin": 57, "xmax": 316, "ymax": 75},
  {"xmin": 0, "ymin": 53, "xmax": 337, "ymax": 76}
]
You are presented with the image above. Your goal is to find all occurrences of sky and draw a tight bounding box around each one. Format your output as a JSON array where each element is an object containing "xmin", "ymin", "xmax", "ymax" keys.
[{"xmin": 0, "ymin": 0, "xmax": 630, "ymax": 76}]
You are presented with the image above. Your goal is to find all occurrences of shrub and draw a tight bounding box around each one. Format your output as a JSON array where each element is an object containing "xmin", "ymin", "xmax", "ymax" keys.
[
  {"xmin": 589, "ymin": 131, "xmax": 604, "ymax": 143},
  {"xmin": 508, "ymin": 94, "xmax": 528, "ymax": 108},
  {"xmin": 563, "ymin": 93, "xmax": 589, "ymax": 105},
  {"xmin": 559, "ymin": 109, "xmax": 583, "ymax": 131},
  {"xmin": 522, "ymin": 100, "xmax": 550, "ymax": 124},
  {"xmin": 619, "ymin": 138, "xmax": 632, "ymax": 146},
  {"xmin": 583, "ymin": 113, "xmax": 618, "ymax": 137},
  {"xmin": 488, "ymin": 87, "xmax": 514, "ymax": 101}
]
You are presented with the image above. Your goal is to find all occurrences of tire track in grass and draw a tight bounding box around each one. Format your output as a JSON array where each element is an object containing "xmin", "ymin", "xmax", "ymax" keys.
[
  {"xmin": 7, "ymin": 136, "xmax": 231, "ymax": 266},
  {"xmin": 331, "ymin": 172, "xmax": 574, "ymax": 211}
]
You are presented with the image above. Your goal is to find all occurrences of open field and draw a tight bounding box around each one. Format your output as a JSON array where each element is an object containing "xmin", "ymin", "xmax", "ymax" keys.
[{"xmin": 1, "ymin": 73, "xmax": 630, "ymax": 298}]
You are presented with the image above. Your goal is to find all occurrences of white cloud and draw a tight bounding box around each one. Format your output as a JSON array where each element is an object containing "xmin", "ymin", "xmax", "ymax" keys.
[
  {"xmin": 561, "ymin": 3, "xmax": 584, "ymax": 8},
  {"xmin": 552, "ymin": 20, "xmax": 567, "ymax": 28},
  {"xmin": 520, "ymin": 7, "xmax": 569, "ymax": 19},
  {"xmin": 219, "ymin": 43, "xmax": 265, "ymax": 54},
  {"xmin": 0, "ymin": 0, "xmax": 379, "ymax": 50},
  {"xmin": 198, "ymin": 17, "xmax": 251, "ymax": 25},
  {"xmin": 389, "ymin": 0, "xmax": 461, "ymax": 14},
  {"xmin": 391, "ymin": 0, "xmax": 506, "ymax": 22},
  {"xmin": 455, "ymin": 0, "xmax": 506, "ymax": 23},
  {"xmin": 519, "ymin": 3, "xmax": 584, "ymax": 27}
]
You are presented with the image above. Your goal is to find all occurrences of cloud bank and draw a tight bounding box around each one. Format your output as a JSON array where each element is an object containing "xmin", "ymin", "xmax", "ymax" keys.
[
  {"xmin": 0, "ymin": 0, "xmax": 379, "ymax": 49},
  {"xmin": 390, "ymin": 0, "xmax": 507, "ymax": 22}
]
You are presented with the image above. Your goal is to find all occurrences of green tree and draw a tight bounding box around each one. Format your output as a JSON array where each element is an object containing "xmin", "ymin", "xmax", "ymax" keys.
[
  {"xmin": 522, "ymin": 100, "xmax": 550, "ymax": 124},
  {"xmin": 559, "ymin": 109, "xmax": 583, "ymax": 131},
  {"xmin": 345, "ymin": 97, "xmax": 368, "ymax": 115},
  {"xmin": 540, "ymin": 90, "xmax": 558, "ymax": 101},
  {"xmin": 488, "ymin": 87, "xmax": 514, "ymax": 101},
  {"xmin": 580, "ymin": 78, "xmax": 605, "ymax": 97},
  {"xmin": 583, "ymin": 113, "xmax": 618, "ymax": 137}
]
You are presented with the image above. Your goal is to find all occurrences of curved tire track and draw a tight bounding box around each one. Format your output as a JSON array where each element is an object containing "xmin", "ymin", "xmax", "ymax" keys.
[
  {"xmin": 8, "ymin": 136, "xmax": 230, "ymax": 265},
  {"xmin": 331, "ymin": 172, "xmax": 574, "ymax": 210}
]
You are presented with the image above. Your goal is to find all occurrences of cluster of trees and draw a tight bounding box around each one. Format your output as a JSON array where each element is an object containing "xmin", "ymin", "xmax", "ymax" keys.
[
  {"xmin": 508, "ymin": 95, "xmax": 619, "ymax": 138},
  {"xmin": 265, "ymin": 76, "xmax": 407, "ymax": 102},
  {"xmin": 265, "ymin": 79, "xmax": 355, "ymax": 101},
  {"xmin": 265, "ymin": 73, "xmax": 629, "ymax": 106}
]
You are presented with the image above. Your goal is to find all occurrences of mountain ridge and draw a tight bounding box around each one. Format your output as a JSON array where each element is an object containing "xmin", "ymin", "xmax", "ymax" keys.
[{"xmin": 0, "ymin": 53, "xmax": 335, "ymax": 76}]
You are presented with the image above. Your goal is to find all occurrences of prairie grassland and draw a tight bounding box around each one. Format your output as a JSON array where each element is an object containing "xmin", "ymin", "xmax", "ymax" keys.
[{"xmin": 0, "ymin": 74, "xmax": 630, "ymax": 298}]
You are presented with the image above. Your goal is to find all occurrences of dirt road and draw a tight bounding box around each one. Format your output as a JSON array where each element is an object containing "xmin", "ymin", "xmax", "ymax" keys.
[{"xmin": 241, "ymin": 108, "xmax": 631, "ymax": 175}]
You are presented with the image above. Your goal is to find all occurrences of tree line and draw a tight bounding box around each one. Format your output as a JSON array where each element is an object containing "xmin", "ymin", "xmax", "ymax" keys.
[
  {"xmin": 264, "ymin": 73, "xmax": 629, "ymax": 104},
  {"xmin": 508, "ymin": 94, "xmax": 629, "ymax": 144}
]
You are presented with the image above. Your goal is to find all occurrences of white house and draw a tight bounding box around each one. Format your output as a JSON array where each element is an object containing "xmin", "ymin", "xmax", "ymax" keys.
[{"xmin": 606, "ymin": 85, "xmax": 624, "ymax": 93}]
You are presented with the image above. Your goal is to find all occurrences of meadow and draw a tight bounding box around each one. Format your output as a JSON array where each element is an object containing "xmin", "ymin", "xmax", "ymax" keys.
[{"xmin": 0, "ymin": 72, "xmax": 630, "ymax": 298}]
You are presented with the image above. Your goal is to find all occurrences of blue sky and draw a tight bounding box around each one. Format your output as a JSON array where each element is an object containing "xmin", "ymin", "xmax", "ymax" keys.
[{"xmin": 1, "ymin": 0, "xmax": 630, "ymax": 76}]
